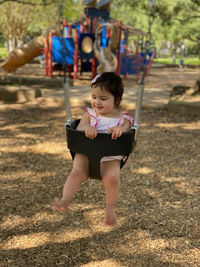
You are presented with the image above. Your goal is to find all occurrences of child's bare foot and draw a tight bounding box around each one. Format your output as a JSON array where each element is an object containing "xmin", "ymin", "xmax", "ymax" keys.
[
  {"xmin": 53, "ymin": 200, "xmax": 69, "ymax": 212},
  {"xmin": 105, "ymin": 206, "xmax": 117, "ymax": 226}
]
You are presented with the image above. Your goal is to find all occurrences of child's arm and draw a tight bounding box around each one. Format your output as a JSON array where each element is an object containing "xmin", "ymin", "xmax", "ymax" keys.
[
  {"xmin": 107, "ymin": 119, "xmax": 132, "ymax": 140},
  {"xmin": 77, "ymin": 112, "xmax": 97, "ymax": 139}
]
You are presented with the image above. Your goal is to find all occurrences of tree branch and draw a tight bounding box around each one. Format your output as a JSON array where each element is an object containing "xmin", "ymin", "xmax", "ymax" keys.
[
  {"xmin": 182, "ymin": 34, "xmax": 200, "ymax": 43},
  {"xmin": 174, "ymin": 15, "xmax": 200, "ymax": 23}
]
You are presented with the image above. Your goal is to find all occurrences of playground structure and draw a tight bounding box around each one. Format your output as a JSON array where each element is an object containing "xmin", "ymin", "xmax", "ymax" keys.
[
  {"xmin": 0, "ymin": 33, "xmax": 47, "ymax": 73},
  {"xmin": 45, "ymin": 4, "xmax": 154, "ymax": 79},
  {"xmin": 0, "ymin": 0, "xmax": 155, "ymax": 80}
]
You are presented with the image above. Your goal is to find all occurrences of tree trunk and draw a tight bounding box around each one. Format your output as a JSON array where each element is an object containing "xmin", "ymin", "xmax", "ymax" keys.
[
  {"xmin": 17, "ymin": 38, "xmax": 23, "ymax": 47},
  {"xmin": 7, "ymin": 37, "xmax": 15, "ymax": 51},
  {"xmin": 172, "ymin": 51, "xmax": 176, "ymax": 64}
]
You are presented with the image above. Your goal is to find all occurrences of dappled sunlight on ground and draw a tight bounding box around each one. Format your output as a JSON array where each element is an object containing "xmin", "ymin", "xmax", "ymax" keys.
[{"xmin": 156, "ymin": 121, "xmax": 200, "ymax": 130}]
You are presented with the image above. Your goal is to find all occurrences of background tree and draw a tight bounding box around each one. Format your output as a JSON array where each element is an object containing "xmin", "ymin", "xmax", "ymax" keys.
[
  {"xmin": 112, "ymin": 0, "xmax": 200, "ymax": 58},
  {"xmin": 112, "ymin": 0, "xmax": 200, "ymax": 90},
  {"xmin": 0, "ymin": 2, "xmax": 34, "ymax": 50},
  {"xmin": 0, "ymin": 0, "xmax": 58, "ymax": 5},
  {"xmin": 0, "ymin": 0, "xmax": 82, "ymax": 50}
]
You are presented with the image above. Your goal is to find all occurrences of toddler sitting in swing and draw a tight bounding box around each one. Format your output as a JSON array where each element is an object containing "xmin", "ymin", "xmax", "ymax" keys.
[{"xmin": 54, "ymin": 72, "xmax": 134, "ymax": 226}]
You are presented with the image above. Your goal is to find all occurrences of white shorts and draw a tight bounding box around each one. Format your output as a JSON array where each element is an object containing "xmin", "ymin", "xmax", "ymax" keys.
[{"xmin": 100, "ymin": 155, "xmax": 123, "ymax": 164}]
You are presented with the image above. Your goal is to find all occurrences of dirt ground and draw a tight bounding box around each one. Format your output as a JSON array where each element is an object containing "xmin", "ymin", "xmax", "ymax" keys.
[{"xmin": 0, "ymin": 65, "xmax": 200, "ymax": 267}]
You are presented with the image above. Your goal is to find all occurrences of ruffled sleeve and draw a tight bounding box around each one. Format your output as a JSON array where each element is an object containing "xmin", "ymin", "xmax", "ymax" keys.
[
  {"xmin": 118, "ymin": 113, "xmax": 134, "ymax": 127},
  {"xmin": 86, "ymin": 108, "xmax": 99, "ymax": 127}
]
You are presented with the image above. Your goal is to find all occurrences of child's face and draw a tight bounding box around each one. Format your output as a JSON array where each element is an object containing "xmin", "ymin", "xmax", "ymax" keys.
[{"xmin": 91, "ymin": 86, "xmax": 115, "ymax": 116}]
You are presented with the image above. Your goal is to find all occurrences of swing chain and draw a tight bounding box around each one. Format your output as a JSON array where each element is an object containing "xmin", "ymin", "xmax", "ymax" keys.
[
  {"xmin": 147, "ymin": 0, "xmax": 156, "ymax": 43},
  {"xmin": 58, "ymin": 0, "xmax": 72, "ymax": 123},
  {"xmin": 135, "ymin": 0, "xmax": 156, "ymax": 129},
  {"xmin": 141, "ymin": 0, "xmax": 156, "ymax": 79}
]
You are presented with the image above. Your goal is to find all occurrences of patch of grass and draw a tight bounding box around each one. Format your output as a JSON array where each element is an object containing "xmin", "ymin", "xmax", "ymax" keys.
[
  {"xmin": 0, "ymin": 47, "xmax": 9, "ymax": 59},
  {"xmin": 157, "ymin": 56, "xmax": 200, "ymax": 65}
]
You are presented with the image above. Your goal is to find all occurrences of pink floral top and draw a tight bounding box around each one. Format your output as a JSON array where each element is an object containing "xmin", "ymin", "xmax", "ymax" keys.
[{"xmin": 86, "ymin": 108, "xmax": 134, "ymax": 133}]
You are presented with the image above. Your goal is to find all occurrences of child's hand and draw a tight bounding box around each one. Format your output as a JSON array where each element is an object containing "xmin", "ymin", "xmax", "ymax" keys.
[
  {"xmin": 85, "ymin": 125, "xmax": 97, "ymax": 139},
  {"xmin": 107, "ymin": 126, "xmax": 123, "ymax": 140}
]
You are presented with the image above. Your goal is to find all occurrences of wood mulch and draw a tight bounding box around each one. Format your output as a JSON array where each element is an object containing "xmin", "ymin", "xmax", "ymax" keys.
[{"xmin": 0, "ymin": 65, "xmax": 200, "ymax": 266}]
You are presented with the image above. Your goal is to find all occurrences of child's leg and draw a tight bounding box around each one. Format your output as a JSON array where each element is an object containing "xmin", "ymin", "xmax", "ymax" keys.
[
  {"xmin": 53, "ymin": 153, "xmax": 89, "ymax": 212},
  {"xmin": 101, "ymin": 160, "xmax": 121, "ymax": 226}
]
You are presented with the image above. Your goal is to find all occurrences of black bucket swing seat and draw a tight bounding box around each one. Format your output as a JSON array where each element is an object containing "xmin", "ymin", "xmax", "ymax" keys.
[{"xmin": 66, "ymin": 119, "xmax": 136, "ymax": 179}]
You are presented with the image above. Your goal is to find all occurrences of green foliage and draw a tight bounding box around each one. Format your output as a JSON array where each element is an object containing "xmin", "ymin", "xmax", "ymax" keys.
[
  {"xmin": 157, "ymin": 56, "xmax": 200, "ymax": 65},
  {"xmin": 26, "ymin": 0, "xmax": 83, "ymax": 35},
  {"xmin": 0, "ymin": 0, "xmax": 83, "ymax": 47},
  {"xmin": 0, "ymin": 2, "xmax": 35, "ymax": 47},
  {"xmin": 0, "ymin": 47, "xmax": 9, "ymax": 59},
  {"xmin": 112, "ymin": 0, "xmax": 200, "ymax": 56},
  {"xmin": 0, "ymin": 33, "xmax": 5, "ymax": 46},
  {"xmin": 63, "ymin": 0, "xmax": 84, "ymax": 23}
]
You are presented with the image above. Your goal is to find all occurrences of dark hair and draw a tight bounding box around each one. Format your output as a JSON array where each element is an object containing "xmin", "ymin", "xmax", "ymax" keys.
[{"xmin": 91, "ymin": 72, "xmax": 124, "ymax": 107}]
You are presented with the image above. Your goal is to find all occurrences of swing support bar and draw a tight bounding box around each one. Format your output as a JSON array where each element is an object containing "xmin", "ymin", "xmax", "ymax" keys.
[
  {"xmin": 134, "ymin": 77, "xmax": 145, "ymax": 130},
  {"xmin": 63, "ymin": 77, "xmax": 72, "ymax": 125}
]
